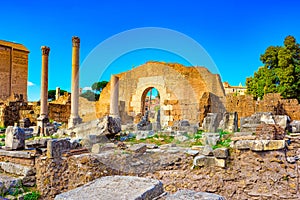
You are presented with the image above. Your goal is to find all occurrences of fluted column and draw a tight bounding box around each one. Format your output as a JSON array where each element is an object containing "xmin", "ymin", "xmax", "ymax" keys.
[
  {"xmin": 37, "ymin": 46, "xmax": 50, "ymax": 135},
  {"xmin": 110, "ymin": 75, "xmax": 119, "ymax": 117},
  {"xmin": 68, "ymin": 36, "xmax": 82, "ymax": 128}
]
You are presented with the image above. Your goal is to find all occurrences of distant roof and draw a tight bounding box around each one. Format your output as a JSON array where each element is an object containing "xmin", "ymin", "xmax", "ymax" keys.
[{"xmin": 0, "ymin": 40, "xmax": 29, "ymax": 52}]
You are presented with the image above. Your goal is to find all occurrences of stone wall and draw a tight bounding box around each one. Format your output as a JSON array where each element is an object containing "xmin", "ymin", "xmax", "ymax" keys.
[
  {"xmin": 0, "ymin": 100, "xmax": 71, "ymax": 127},
  {"xmin": 96, "ymin": 62, "xmax": 225, "ymax": 127},
  {"xmin": 0, "ymin": 40, "xmax": 29, "ymax": 101},
  {"xmin": 150, "ymin": 148, "xmax": 300, "ymax": 200},
  {"xmin": 35, "ymin": 154, "xmax": 125, "ymax": 198},
  {"xmin": 226, "ymin": 93, "xmax": 300, "ymax": 125}
]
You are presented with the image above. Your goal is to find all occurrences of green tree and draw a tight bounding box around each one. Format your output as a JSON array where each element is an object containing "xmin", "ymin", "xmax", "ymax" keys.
[
  {"xmin": 91, "ymin": 81, "xmax": 108, "ymax": 94},
  {"xmin": 48, "ymin": 89, "xmax": 68, "ymax": 101},
  {"xmin": 246, "ymin": 35, "xmax": 300, "ymax": 101},
  {"xmin": 80, "ymin": 90, "xmax": 100, "ymax": 101}
]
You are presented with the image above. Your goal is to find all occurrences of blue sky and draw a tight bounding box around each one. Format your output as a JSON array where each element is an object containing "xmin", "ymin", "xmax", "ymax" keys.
[{"xmin": 1, "ymin": 0, "xmax": 299, "ymax": 101}]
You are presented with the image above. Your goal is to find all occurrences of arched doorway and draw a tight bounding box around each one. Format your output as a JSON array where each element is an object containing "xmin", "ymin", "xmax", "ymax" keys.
[{"xmin": 141, "ymin": 87, "xmax": 160, "ymax": 123}]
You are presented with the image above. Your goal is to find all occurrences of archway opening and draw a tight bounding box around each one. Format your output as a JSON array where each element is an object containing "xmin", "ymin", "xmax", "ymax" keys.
[{"xmin": 141, "ymin": 87, "xmax": 160, "ymax": 123}]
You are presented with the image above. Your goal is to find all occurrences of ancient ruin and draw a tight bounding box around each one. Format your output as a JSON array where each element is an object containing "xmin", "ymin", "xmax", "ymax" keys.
[
  {"xmin": 96, "ymin": 62, "xmax": 226, "ymax": 127},
  {"xmin": 0, "ymin": 40, "xmax": 29, "ymax": 101},
  {"xmin": 1, "ymin": 37, "xmax": 300, "ymax": 200}
]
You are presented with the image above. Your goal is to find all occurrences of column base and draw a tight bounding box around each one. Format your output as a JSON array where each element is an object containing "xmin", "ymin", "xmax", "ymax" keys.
[
  {"xmin": 68, "ymin": 116, "xmax": 82, "ymax": 129},
  {"xmin": 37, "ymin": 115, "xmax": 49, "ymax": 137}
]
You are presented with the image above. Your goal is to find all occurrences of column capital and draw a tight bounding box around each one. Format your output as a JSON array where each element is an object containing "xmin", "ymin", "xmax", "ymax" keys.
[
  {"xmin": 41, "ymin": 46, "xmax": 50, "ymax": 56},
  {"xmin": 72, "ymin": 36, "xmax": 80, "ymax": 47}
]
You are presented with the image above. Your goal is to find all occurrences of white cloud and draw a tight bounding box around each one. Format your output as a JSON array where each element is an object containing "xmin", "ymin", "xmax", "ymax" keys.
[
  {"xmin": 82, "ymin": 86, "xmax": 92, "ymax": 91},
  {"xmin": 28, "ymin": 81, "xmax": 35, "ymax": 86}
]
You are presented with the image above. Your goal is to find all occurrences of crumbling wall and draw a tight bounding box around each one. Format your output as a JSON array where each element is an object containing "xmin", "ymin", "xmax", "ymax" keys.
[
  {"xmin": 35, "ymin": 154, "xmax": 125, "ymax": 199},
  {"xmin": 0, "ymin": 100, "xmax": 71, "ymax": 127},
  {"xmin": 96, "ymin": 62, "xmax": 226, "ymax": 126},
  {"xmin": 226, "ymin": 93, "xmax": 300, "ymax": 125}
]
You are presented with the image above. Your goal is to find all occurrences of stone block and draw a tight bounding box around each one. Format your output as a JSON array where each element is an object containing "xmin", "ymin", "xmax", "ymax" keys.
[
  {"xmin": 91, "ymin": 143, "xmax": 115, "ymax": 154},
  {"xmin": 233, "ymin": 132, "xmax": 253, "ymax": 137},
  {"xmin": 202, "ymin": 113, "xmax": 222, "ymax": 132},
  {"xmin": 233, "ymin": 140, "xmax": 286, "ymax": 151},
  {"xmin": 214, "ymin": 158, "xmax": 226, "ymax": 168},
  {"xmin": 47, "ymin": 139, "xmax": 71, "ymax": 158},
  {"xmin": 54, "ymin": 176, "xmax": 164, "ymax": 200},
  {"xmin": 232, "ymin": 140, "xmax": 251, "ymax": 150},
  {"xmin": 202, "ymin": 132, "xmax": 220, "ymax": 146},
  {"xmin": 136, "ymin": 131, "xmax": 154, "ymax": 140},
  {"xmin": 202, "ymin": 145, "xmax": 213, "ymax": 156},
  {"xmin": 231, "ymin": 135, "xmax": 256, "ymax": 141},
  {"xmin": 218, "ymin": 112, "xmax": 238, "ymax": 133},
  {"xmin": 128, "ymin": 143, "xmax": 147, "ymax": 153},
  {"xmin": 186, "ymin": 149, "xmax": 199, "ymax": 156},
  {"xmin": 290, "ymin": 120, "xmax": 300, "ymax": 133},
  {"xmin": 0, "ymin": 162, "xmax": 35, "ymax": 177},
  {"xmin": 213, "ymin": 148, "xmax": 229, "ymax": 158},
  {"xmin": 274, "ymin": 115, "xmax": 290, "ymax": 130},
  {"xmin": 5, "ymin": 126, "xmax": 25, "ymax": 150},
  {"xmin": 251, "ymin": 140, "xmax": 285, "ymax": 151}
]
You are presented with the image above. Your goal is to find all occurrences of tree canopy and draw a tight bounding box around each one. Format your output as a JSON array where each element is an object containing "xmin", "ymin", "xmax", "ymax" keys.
[
  {"xmin": 80, "ymin": 81, "xmax": 108, "ymax": 101},
  {"xmin": 246, "ymin": 35, "xmax": 300, "ymax": 101},
  {"xmin": 91, "ymin": 81, "xmax": 108, "ymax": 93}
]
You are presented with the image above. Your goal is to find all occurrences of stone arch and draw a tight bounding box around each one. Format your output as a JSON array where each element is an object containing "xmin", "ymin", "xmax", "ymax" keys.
[{"xmin": 131, "ymin": 80, "xmax": 171, "ymax": 127}]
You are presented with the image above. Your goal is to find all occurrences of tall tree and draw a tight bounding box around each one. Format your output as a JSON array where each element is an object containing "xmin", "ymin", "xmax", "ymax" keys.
[
  {"xmin": 247, "ymin": 35, "xmax": 300, "ymax": 101},
  {"xmin": 91, "ymin": 81, "xmax": 108, "ymax": 94}
]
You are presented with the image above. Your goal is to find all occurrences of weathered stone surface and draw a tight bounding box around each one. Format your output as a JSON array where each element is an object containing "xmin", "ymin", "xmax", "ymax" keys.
[
  {"xmin": 232, "ymin": 140, "xmax": 251, "ymax": 150},
  {"xmin": 233, "ymin": 132, "xmax": 253, "ymax": 137},
  {"xmin": 251, "ymin": 140, "xmax": 285, "ymax": 151},
  {"xmin": 165, "ymin": 190, "xmax": 225, "ymax": 200},
  {"xmin": 0, "ymin": 149, "xmax": 32, "ymax": 158},
  {"xmin": 0, "ymin": 162, "xmax": 34, "ymax": 176},
  {"xmin": 136, "ymin": 131, "xmax": 154, "ymax": 140},
  {"xmin": 175, "ymin": 135, "xmax": 189, "ymax": 142},
  {"xmin": 274, "ymin": 115, "xmax": 290, "ymax": 130},
  {"xmin": 193, "ymin": 155, "xmax": 225, "ymax": 168},
  {"xmin": 47, "ymin": 139, "xmax": 71, "ymax": 158},
  {"xmin": 255, "ymin": 124, "xmax": 285, "ymax": 140},
  {"xmin": 231, "ymin": 135, "xmax": 256, "ymax": 141},
  {"xmin": 213, "ymin": 148, "xmax": 229, "ymax": 159},
  {"xmin": 25, "ymin": 138, "xmax": 50, "ymax": 148},
  {"xmin": 186, "ymin": 149, "xmax": 199, "ymax": 156},
  {"xmin": 5, "ymin": 126, "xmax": 25, "ymax": 150},
  {"xmin": 91, "ymin": 143, "xmax": 115, "ymax": 153},
  {"xmin": 128, "ymin": 143, "xmax": 147, "ymax": 153},
  {"xmin": 233, "ymin": 140, "xmax": 285, "ymax": 151},
  {"xmin": 202, "ymin": 145, "xmax": 213, "ymax": 156},
  {"xmin": 290, "ymin": 120, "xmax": 300, "ymax": 133},
  {"xmin": 0, "ymin": 174, "xmax": 22, "ymax": 196},
  {"xmin": 218, "ymin": 112, "xmax": 238, "ymax": 133},
  {"xmin": 202, "ymin": 132, "xmax": 220, "ymax": 146},
  {"xmin": 0, "ymin": 162, "xmax": 36, "ymax": 187},
  {"xmin": 54, "ymin": 176, "xmax": 164, "ymax": 200},
  {"xmin": 96, "ymin": 62, "xmax": 226, "ymax": 127},
  {"xmin": 202, "ymin": 113, "xmax": 222, "ymax": 132}
]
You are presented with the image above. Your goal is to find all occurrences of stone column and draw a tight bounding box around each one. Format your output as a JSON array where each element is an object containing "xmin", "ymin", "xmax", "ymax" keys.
[
  {"xmin": 68, "ymin": 36, "xmax": 82, "ymax": 128},
  {"xmin": 110, "ymin": 75, "xmax": 119, "ymax": 117},
  {"xmin": 37, "ymin": 46, "xmax": 50, "ymax": 135},
  {"xmin": 55, "ymin": 87, "xmax": 60, "ymax": 100}
]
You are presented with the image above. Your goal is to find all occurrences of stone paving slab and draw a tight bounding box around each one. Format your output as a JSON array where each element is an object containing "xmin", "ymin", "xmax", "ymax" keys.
[{"xmin": 54, "ymin": 176, "xmax": 164, "ymax": 200}]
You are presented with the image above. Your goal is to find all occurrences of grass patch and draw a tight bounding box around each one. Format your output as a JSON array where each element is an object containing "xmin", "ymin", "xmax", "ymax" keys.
[
  {"xmin": 212, "ymin": 130, "xmax": 232, "ymax": 149},
  {"xmin": 24, "ymin": 191, "xmax": 40, "ymax": 200}
]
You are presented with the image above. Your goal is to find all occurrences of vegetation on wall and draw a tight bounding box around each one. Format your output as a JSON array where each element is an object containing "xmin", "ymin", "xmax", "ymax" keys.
[{"xmin": 246, "ymin": 35, "xmax": 300, "ymax": 101}]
